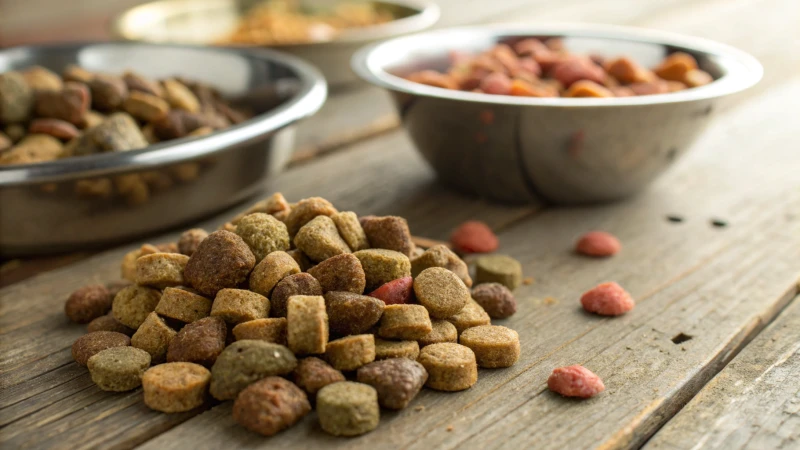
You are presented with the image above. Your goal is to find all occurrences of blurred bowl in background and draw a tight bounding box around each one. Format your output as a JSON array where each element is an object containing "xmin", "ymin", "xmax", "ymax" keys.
[
  {"xmin": 0, "ymin": 43, "xmax": 326, "ymax": 256},
  {"xmin": 113, "ymin": 0, "xmax": 440, "ymax": 86}
]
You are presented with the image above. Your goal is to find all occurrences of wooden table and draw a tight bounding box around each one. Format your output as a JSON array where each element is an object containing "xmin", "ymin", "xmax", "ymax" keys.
[{"xmin": 1, "ymin": 1, "xmax": 799, "ymax": 449}]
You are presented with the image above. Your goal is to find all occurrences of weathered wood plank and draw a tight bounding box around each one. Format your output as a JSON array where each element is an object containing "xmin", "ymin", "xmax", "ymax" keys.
[{"xmin": 644, "ymin": 296, "xmax": 800, "ymax": 450}]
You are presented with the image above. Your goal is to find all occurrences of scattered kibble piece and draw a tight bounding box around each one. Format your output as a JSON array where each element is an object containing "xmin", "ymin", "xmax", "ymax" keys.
[
  {"xmin": 414, "ymin": 267, "xmax": 470, "ymax": 319},
  {"xmin": 135, "ymin": 252, "xmax": 189, "ymax": 288},
  {"xmin": 317, "ymin": 382, "xmax": 380, "ymax": 437},
  {"xmin": 112, "ymin": 284, "xmax": 162, "ymax": 329},
  {"xmin": 324, "ymin": 291, "xmax": 384, "ymax": 337},
  {"xmin": 547, "ymin": 365, "xmax": 605, "ymax": 398},
  {"xmin": 450, "ymin": 221, "xmax": 498, "ymax": 254},
  {"xmin": 474, "ymin": 254, "xmax": 523, "ymax": 290},
  {"xmin": 361, "ymin": 215, "xmax": 414, "ymax": 256},
  {"xmin": 295, "ymin": 215, "xmax": 352, "ymax": 263},
  {"xmin": 354, "ymin": 249, "xmax": 412, "ymax": 292},
  {"xmin": 471, "ymin": 283, "xmax": 517, "ymax": 319},
  {"xmin": 575, "ymin": 231, "xmax": 621, "ymax": 257},
  {"xmin": 87, "ymin": 346, "xmax": 151, "ymax": 392},
  {"xmin": 419, "ymin": 320, "xmax": 458, "ymax": 347},
  {"xmin": 418, "ymin": 343, "xmax": 478, "ymax": 392},
  {"xmin": 233, "ymin": 377, "xmax": 311, "ymax": 436},
  {"xmin": 331, "ymin": 211, "xmax": 370, "ymax": 251},
  {"xmin": 234, "ymin": 213, "xmax": 291, "ymax": 261},
  {"xmin": 411, "ymin": 244, "xmax": 472, "ymax": 287},
  {"xmin": 368, "ymin": 276, "xmax": 414, "ymax": 305},
  {"xmin": 211, "ymin": 288, "xmax": 269, "ymax": 325},
  {"xmin": 459, "ymin": 325, "xmax": 520, "ymax": 368},
  {"xmin": 72, "ymin": 331, "xmax": 131, "ymax": 366},
  {"xmin": 65, "ymin": 284, "xmax": 112, "ymax": 324},
  {"xmin": 87, "ymin": 314, "xmax": 135, "ymax": 336},
  {"xmin": 209, "ymin": 340, "xmax": 297, "ymax": 400},
  {"xmin": 357, "ymin": 358, "xmax": 428, "ymax": 410},
  {"xmin": 378, "ymin": 304, "xmax": 432, "ymax": 340},
  {"xmin": 581, "ymin": 282, "xmax": 635, "ymax": 316},
  {"xmin": 446, "ymin": 299, "xmax": 491, "ymax": 334},
  {"xmin": 232, "ymin": 318, "xmax": 287, "ymax": 344},
  {"xmin": 131, "ymin": 312, "xmax": 178, "ymax": 363},
  {"xmin": 287, "ymin": 295, "xmax": 329, "ymax": 355},
  {"xmin": 177, "ymin": 228, "xmax": 208, "ymax": 257},
  {"xmin": 306, "ymin": 253, "xmax": 366, "ymax": 294},
  {"xmin": 167, "ymin": 316, "xmax": 227, "ymax": 367},
  {"xmin": 142, "ymin": 362, "xmax": 211, "ymax": 413},
  {"xmin": 184, "ymin": 230, "xmax": 256, "ymax": 296},
  {"xmin": 374, "ymin": 339, "xmax": 420, "ymax": 360},
  {"xmin": 325, "ymin": 334, "xmax": 376, "ymax": 371},
  {"xmin": 155, "ymin": 287, "xmax": 212, "ymax": 323},
  {"xmin": 292, "ymin": 357, "xmax": 346, "ymax": 397},
  {"xmin": 249, "ymin": 251, "xmax": 301, "ymax": 297}
]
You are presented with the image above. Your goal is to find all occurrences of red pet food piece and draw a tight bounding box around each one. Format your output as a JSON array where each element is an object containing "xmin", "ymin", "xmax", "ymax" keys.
[
  {"xmin": 575, "ymin": 231, "xmax": 621, "ymax": 257},
  {"xmin": 548, "ymin": 365, "xmax": 605, "ymax": 398},
  {"xmin": 450, "ymin": 221, "xmax": 498, "ymax": 254},
  {"xmin": 368, "ymin": 277, "xmax": 414, "ymax": 305},
  {"xmin": 580, "ymin": 282, "xmax": 635, "ymax": 316}
]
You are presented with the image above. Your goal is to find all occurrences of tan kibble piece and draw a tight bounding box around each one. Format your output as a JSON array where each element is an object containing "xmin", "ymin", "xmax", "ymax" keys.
[
  {"xmin": 177, "ymin": 229, "xmax": 208, "ymax": 257},
  {"xmin": 332, "ymin": 211, "xmax": 370, "ymax": 251},
  {"xmin": 317, "ymin": 382, "xmax": 379, "ymax": 437},
  {"xmin": 112, "ymin": 284, "xmax": 162, "ymax": 329},
  {"xmin": 417, "ymin": 343, "xmax": 478, "ymax": 391},
  {"xmin": 211, "ymin": 289, "xmax": 269, "ymax": 325},
  {"xmin": 123, "ymin": 71, "xmax": 164, "ymax": 97},
  {"xmin": 184, "ymin": 230, "xmax": 256, "ymax": 296},
  {"xmin": 474, "ymin": 254, "xmax": 523, "ymax": 290},
  {"xmin": 378, "ymin": 304, "xmax": 432, "ymax": 340},
  {"xmin": 287, "ymin": 295, "xmax": 328, "ymax": 355},
  {"xmin": 0, "ymin": 134, "xmax": 63, "ymax": 165},
  {"xmin": 414, "ymin": 267, "xmax": 470, "ymax": 319},
  {"xmin": 72, "ymin": 331, "xmax": 131, "ymax": 366},
  {"xmin": 446, "ymin": 299, "xmax": 491, "ymax": 334},
  {"xmin": 270, "ymin": 273, "xmax": 322, "ymax": 318},
  {"xmin": 209, "ymin": 340, "xmax": 297, "ymax": 400},
  {"xmin": 325, "ymin": 335, "xmax": 375, "ymax": 371},
  {"xmin": 419, "ymin": 320, "xmax": 458, "ymax": 347},
  {"xmin": 232, "ymin": 318, "xmax": 287, "ymax": 345},
  {"xmin": 411, "ymin": 244, "xmax": 472, "ymax": 287},
  {"xmin": 235, "ymin": 213, "xmax": 290, "ymax": 261},
  {"xmin": 324, "ymin": 291, "xmax": 384, "ymax": 337},
  {"xmin": 354, "ymin": 249, "xmax": 411, "ymax": 292},
  {"xmin": 123, "ymin": 91, "xmax": 170, "ymax": 122},
  {"xmin": 654, "ymin": 52, "xmax": 698, "ymax": 82},
  {"xmin": 163, "ymin": 79, "xmax": 200, "ymax": 112},
  {"xmin": 167, "ymin": 316, "xmax": 227, "ymax": 367},
  {"xmin": 294, "ymin": 215, "xmax": 351, "ymax": 263},
  {"xmin": 87, "ymin": 314, "xmax": 135, "ymax": 336},
  {"xmin": 361, "ymin": 215, "xmax": 414, "ymax": 256},
  {"xmin": 139, "ymin": 243, "xmax": 160, "ymax": 256},
  {"xmin": 65, "ymin": 284, "xmax": 112, "ymax": 324},
  {"xmin": 143, "ymin": 362, "xmax": 211, "ymax": 413},
  {"xmin": 459, "ymin": 325, "xmax": 520, "ymax": 368},
  {"xmin": 284, "ymin": 196, "xmax": 338, "ymax": 237},
  {"xmin": 231, "ymin": 192, "xmax": 291, "ymax": 225},
  {"xmin": 286, "ymin": 249, "xmax": 312, "ymax": 271},
  {"xmin": 22, "ymin": 66, "xmax": 63, "ymax": 91},
  {"xmin": 292, "ymin": 357, "xmax": 345, "ymax": 396},
  {"xmin": 374, "ymin": 339, "xmax": 420, "ymax": 360},
  {"xmin": 307, "ymin": 253, "xmax": 366, "ymax": 294},
  {"xmin": 249, "ymin": 251, "xmax": 301, "ymax": 297},
  {"xmin": 88, "ymin": 347, "xmax": 151, "ymax": 392},
  {"xmin": 131, "ymin": 312, "xmax": 178, "ymax": 363},
  {"xmin": 135, "ymin": 253, "xmax": 189, "ymax": 289},
  {"xmin": 62, "ymin": 64, "xmax": 95, "ymax": 83},
  {"xmin": 155, "ymin": 287, "xmax": 212, "ymax": 323}
]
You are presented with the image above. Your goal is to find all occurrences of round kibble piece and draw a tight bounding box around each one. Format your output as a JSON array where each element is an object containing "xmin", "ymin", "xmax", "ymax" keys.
[
  {"xmin": 143, "ymin": 362, "xmax": 211, "ymax": 413},
  {"xmin": 72, "ymin": 331, "xmax": 131, "ymax": 366},
  {"xmin": 357, "ymin": 358, "xmax": 428, "ymax": 410},
  {"xmin": 270, "ymin": 273, "xmax": 323, "ymax": 318},
  {"xmin": 575, "ymin": 231, "xmax": 621, "ymax": 257},
  {"xmin": 548, "ymin": 365, "xmax": 605, "ymax": 398},
  {"xmin": 294, "ymin": 215, "xmax": 352, "ymax": 263},
  {"xmin": 378, "ymin": 304, "xmax": 432, "ymax": 340},
  {"xmin": 292, "ymin": 357, "xmax": 345, "ymax": 397},
  {"xmin": 418, "ymin": 343, "xmax": 478, "ymax": 391},
  {"xmin": 581, "ymin": 282, "xmax": 635, "ymax": 316},
  {"xmin": 414, "ymin": 267, "xmax": 470, "ymax": 319},
  {"xmin": 307, "ymin": 254, "xmax": 366, "ymax": 294},
  {"xmin": 325, "ymin": 334, "xmax": 375, "ymax": 371},
  {"xmin": 87, "ymin": 346, "xmax": 151, "ymax": 392},
  {"xmin": 459, "ymin": 325, "xmax": 520, "ymax": 368},
  {"xmin": 112, "ymin": 284, "xmax": 161, "ymax": 329},
  {"xmin": 374, "ymin": 339, "xmax": 420, "ymax": 360},
  {"xmin": 354, "ymin": 249, "xmax": 412, "ymax": 292},
  {"xmin": 471, "ymin": 283, "xmax": 517, "ymax": 319},
  {"xmin": 446, "ymin": 299, "xmax": 491, "ymax": 334},
  {"xmin": 419, "ymin": 320, "xmax": 458, "ymax": 347},
  {"xmin": 284, "ymin": 197, "xmax": 338, "ymax": 237},
  {"xmin": 155, "ymin": 287, "xmax": 212, "ymax": 323},
  {"xmin": 184, "ymin": 230, "xmax": 256, "ymax": 296},
  {"xmin": 450, "ymin": 221, "xmax": 498, "ymax": 254},
  {"xmin": 368, "ymin": 276, "xmax": 414, "ymax": 305},
  {"xmin": 361, "ymin": 215, "xmax": 413, "ymax": 256},
  {"xmin": 167, "ymin": 316, "xmax": 227, "ymax": 367},
  {"xmin": 131, "ymin": 312, "xmax": 177, "ymax": 363},
  {"xmin": 324, "ymin": 291, "xmax": 384, "ymax": 337},
  {"xmin": 209, "ymin": 340, "xmax": 297, "ymax": 400},
  {"xmin": 331, "ymin": 211, "xmax": 370, "ymax": 251},
  {"xmin": 87, "ymin": 314, "xmax": 135, "ymax": 336},
  {"xmin": 233, "ymin": 376, "xmax": 311, "ymax": 436},
  {"xmin": 474, "ymin": 254, "xmax": 523, "ymax": 290},
  {"xmin": 177, "ymin": 228, "xmax": 208, "ymax": 257},
  {"xmin": 134, "ymin": 253, "xmax": 189, "ymax": 289},
  {"xmin": 235, "ymin": 213, "xmax": 291, "ymax": 262},
  {"xmin": 248, "ymin": 251, "xmax": 300, "ymax": 297},
  {"xmin": 286, "ymin": 295, "xmax": 328, "ymax": 355},
  {"xmin": 232, "ymin": 318, "xmax": 287, "ymax": 345},
  {"xmin": 411, "ymin": 245, "xmax": 473, "ymax": 287},
  {"xmin": 65, "ymin": 284, "xmax": 112, "ymax": 324},
  {"xmin": 211, "ymin": 289, "xmax": 269, "ymax": 325},
  {"xmin": 317, "ymin": 382, "xmax": 379, "ymax": 437}
]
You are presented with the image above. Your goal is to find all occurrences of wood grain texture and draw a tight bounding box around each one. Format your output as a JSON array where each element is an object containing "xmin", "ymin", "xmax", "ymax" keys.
[{"xmin": 644, "ymin": 297, "xmax": 800, "ymax": 450}]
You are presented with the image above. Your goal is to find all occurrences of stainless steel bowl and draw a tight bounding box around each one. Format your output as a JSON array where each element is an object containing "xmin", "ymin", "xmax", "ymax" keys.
[
  {"xmin": 0, "ymin": 43, "xmax": 326, "ymax": 256},
  {"xmin": 112, "ymin": 0, "xmax": 440, "ymax": 86},
  {"xmin": 353, "ymin": 24, "xmax": 763, "ymax": 204}
]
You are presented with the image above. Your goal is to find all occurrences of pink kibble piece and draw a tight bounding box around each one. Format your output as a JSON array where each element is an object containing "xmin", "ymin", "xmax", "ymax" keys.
[
  {"xmin": 548, "ymin": 365, "xmax": 605, "ymax": 398},
  {"xmin": 480, "ymin": 72, "xmax": 512, "ymax": 95},
  {"xmin": 368, "ymin": 276, "xmax": 414, "ymax": 305},
  {"xmin": 580, "ymin": 282, "xmax": 635, "ymax": 316},
  {"xmin": 575, "ymin": 231, "xmax": 621, "ymax": 257}
]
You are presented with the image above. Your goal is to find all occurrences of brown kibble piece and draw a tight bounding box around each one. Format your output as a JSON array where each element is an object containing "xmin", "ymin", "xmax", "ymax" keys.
[
  {"xmin": 292, "ymin": 357, "xmax": 345, "ymax": 396},
  {"xmin": 35, "ymin": 82, "xmax": 90, "ymax": 125},
  {"xmin": 231, "ymin": 192, "xmax": 291, "ymax": 224},
  {"xmin": 418, "ymin": 343, "xmax": 477, "ymax": 391},
  {"xmin": 156, "ymin": 287, "xmax": 212, "ymax": 323},
  {"xmin": 654, "ymin": 52, "xmax": 698, "ymax": 82},
  {"xmin": 123, "ymin": 71, "xmax": 164, "ymax": 97},
  {"xmin": 22, "ymin": 66, "xmax": 62, "ymax": 92},
  {"xmin": 112, "ymin": 284, "xmax": 162, "ymax": 329},
  {"xmin": 307, "ymin": 253, "xmax": 366, "ymax": 294},
  {"xmin": 0, "ymin": 134, "xmax": 63, "ymax": 165},
  {"xmin": 72, "ymin": 331, "xmax": 131, "ymax": 366},
  {"xmin": 65, "ymin": 284, "xmax": 112, "ymax": 324},
  {"xmin": 471, "ymin": 283, "xmax": 517, "ymax": 319},
  {"xmin": 29, "ymin": 118, "xmax": 80, "ymax": 140},
  {"xmin": 107, "ymin": 280, "xmax": 133, "ymax": 298},
  {"xmin": 163, "ymin": 79, "xmax": 201, "ymax": 112},
  {"xmin": 564, "ymin": 80, "xmax": 613, "ymax": 98},
  {"xmin": 475, "ymin": 254, "xmax": 523, "ymax": 290},
  {"xmin": 294, "ymin": 215, "xmax": 351, "ymax": 263},
  {"xmin": 211, "ymin": 288, "xmax": 269, "ymax": 325},
  {"xmin": 123, "ymin": 91, "xmax": 170, "ymax": 122},
  {"xmin": 232, "ymin": 318, "xmax": 287, "ymax": 345},
  {"xmin": 88, "ymin": 112, "xmax": 149, "ymax": 152},
  {"xmin": 0, "ymin": 72, "xmax": 33, "ymax": 123},
  {"xmin": 89, "ymin": 75, "xmax": 128, "ymax": 111},
  {"xmin": 317, "ymin": 382, "xmax": 380, "ymax": 437},
  {"xmin": 630, "ymin": 80, "xmax": 670, "ymax": 96},
  {"xmin": 235, "ymin": 213, "xmax": 291, "ymax": 261},
  {"xmin": 325, "ymin": 335, "xmax": 375, "ymax": 371},
  {"xmin": 121, "ymin": 249, "xmax": 142, "ymax": 282},
  {"xmin": 131, "ymin": 312, "xmax": 178, "ymax": 363},
  {"xmin": 378, "ymin": 304, "xmax": 432, "ymax": 340},
  {"xmin": 446, "ymin": 299, "xmax": 491, "ymax": 334},
  {"xmin": 411, "ymin": 244, "xmax": 472, "ymax": 287},
  {"xmin": 324, "ymin": 291, "xmax": 384, "ymax": 337},
  {"xmin": 287, "ymin": 295, "xmax": 328, "ymax": 355},
  {"xmin": 167, "ymin": 316, "xmax": 227, "ymax": 367},
  {"xmin": 361, "ymin": 215, "xmax": 414, "ymax": 256},
  {"xmin": 209, "ymin": 340, "xmax": 297, "ymax": 400},
  {"xmin": 331, "ymin": 211, "xmax": 370, "ymax": 251},
  {"xmin": 357, "ymin": 358, "xmax": 428, "ymax": 410},
  {"xmin": 135, "ymin": 253, "xmax": 189, "ymax": 289},
  {"xmin": 185, "ymin": 230, "xmax": 256, "ymax": 296},
  {"xmin": 178, "ymin": 228, "xmax": 208, "ymax": 257},
  {"xmin": 414, "ymin": 267, "xmax": 470, "ymax": 319},
  {"xmin": 374, "ymin": 339, "xmax": 419, "ymax": 360},
  {"xmin": 88, "ymin": 346, "xmax": 150, "ymax": 392},
  {"xmin": 284, "ymin": 197, "xmax": 338, "ymax": 237},
  {"xmin": 233, "ymin": 377, "xmax": 311, "ymax": 436},
  {"xmin": 286, "ymin": 249, "xmax": 312, "ymax": 271},
  {"xmin": 87, "ymin": 314, "xmax": 135, "ymax": 336},
  {"xmin": 605, "ymin": 57, "xmax": 654, "ymax": 84},
  {"xmin": 459, "ymin": 325, "xmax": 520, "ymax": 368},
  {"xmin": 143, "ymin": 362, "xmax": 211, "ymax": 413},
  {"xmin": 354, "ymin": 249, "xmax": 411, "ymax": 292},
  {"xmin": 249, "ymin": 251, "xmax": 300, "ymax": 297},
  {"xmin": 270, "ymin": 273, "xmax": 322, "ymax": 318},
  {"xmin": 62, "ymin": 65, "xmax": 94, "ymax": 84},
  {"xmin": 419, "ymin": 320, "xmax": 458, "ymax": 347}
]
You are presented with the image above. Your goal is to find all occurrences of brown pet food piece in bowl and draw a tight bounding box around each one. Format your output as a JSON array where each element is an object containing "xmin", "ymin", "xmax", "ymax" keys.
[
  {"xmin": 72, "ymin": 331, "xmax": 131, "ymax": 366},
  {"xmin": 233, "ymin": 377, "xmax": 311, "ymax": 436},
  {"xmin": 211, "ymin": 288, "xmax": 269, "ymax": 325},
  {"xmin": 184, "ymin": 230, "xmax": 256, "ymax": 297},
  {"xmin": 65, "ymin": 284, "xmax": 112, "ymax": 324},
  {"xmin": 270, "ymin": 273, "xmax": 323, "ymax": 318},
  {"xmin": 357, "ymin": 358, "xmax": 428, "ymax": 410},
  {"xmin": 131, "ymin": 312, "xmax": 178, "ymax": 363},
  {"xmin": 248, "ymin": 251, "xmax": 300, "ymax": 297},
  {"xmin": 88, "ymin": 346, "xmax": 151, "ymax": 392},
  {"xmin": 232, "ymin": 318, "xmax": 287, "ymax": 344},
  {"xmin": 34, "ymin": 82, "xmax": 89, "ymax": 125},
  {"xmin": 307, "ymin": 253, "xmax": 366, "ymax": 294},
  {"xmin": 142, "ymin": 362, "xmax": 211, "ymax": 413},
  {"xmin": 112, "ymin": 284, "xmax": 162, "ymax": 329},
  {"xmin": 292, "ymin": 357, "xmax": 345, "ymax": 397},
  {"xmin": 324, "ymin": 291, "xmax": 384, "ymax": 337},
  {"xmin": 167, "ymin": 316, "xmax": 227, "ymax": 367}
]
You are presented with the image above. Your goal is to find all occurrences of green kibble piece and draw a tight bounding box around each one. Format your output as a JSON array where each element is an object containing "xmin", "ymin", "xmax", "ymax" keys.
[
  {"xmin": 474, "ymin": 254, "xmax": 523, "ymax": 290},
  {"xmin": 234, "ymin": 213, "xmax": 290, "ymax": 262},
  {"xmin": 131, "ymin": 312, "xmax": 177, "ymax": 363},
  {"xmin": 353, "ymin": 249, "xmax": 411, "ymax": 292},
  {"xmin": 209, "ymin": 340, "xmax": 298, "ymax": 400},
  {"xmin": 317, "ymin": 382, "xmax": 380, "ymax": 437},
  {"xmin": 87, "ymin": 346, "xmax": 151, "ymax": 392}
]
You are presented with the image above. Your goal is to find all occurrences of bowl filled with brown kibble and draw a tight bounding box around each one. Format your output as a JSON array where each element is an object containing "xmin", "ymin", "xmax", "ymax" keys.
[{"xmin": 352, "ymin": 23, "xmax": 762, "ymax": 204}]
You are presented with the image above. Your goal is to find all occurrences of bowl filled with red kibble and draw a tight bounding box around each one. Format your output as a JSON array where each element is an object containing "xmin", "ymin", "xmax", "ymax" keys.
[{"xmin": 352, "ymin": 24, "xmax": 762, "ymax": 204}]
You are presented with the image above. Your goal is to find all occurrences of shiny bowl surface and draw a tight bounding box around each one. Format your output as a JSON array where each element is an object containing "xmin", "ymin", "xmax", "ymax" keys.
[
  {"xmin": 0, "ymin": 42, "xmax": 326, "ymax": 256},
  {"xmin": 352, "ymin": 24, "xmax": 763, "ymax": 204}
]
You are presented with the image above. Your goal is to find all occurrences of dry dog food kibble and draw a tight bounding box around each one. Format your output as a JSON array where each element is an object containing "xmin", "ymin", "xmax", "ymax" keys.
[
  {"xmin": 270, "ymin": 273, "xmax": 323, "ymax": 318},
  {"xmin": 417, "ymin": 343, "xmax": 478, "ymax": 391},
  {"xmin": 357, "ymin": 358, "xmax": 428, "ymax": 410},
  {"xmin": 354, "ymin": 249, "xmax": 411, "ymax": 292},
  {"xmin": 414, "ymin": 267, "xmax": 470, "ymax": 319},
  {"xmin": 446, "ymin": 299, "xmax": 491, "ymax": 334},
  {"xmin": 331, "ymin": 211, "xmax": 370, "ymax": 251},
  {"xmin": 378, "ymin": 304, "xmax": 432, "ymax": 340},
  {"xmin": 581, "ymin": 281, "xmax": 635, "ymax": 316},
  {"xmin": 471, "ymin": 283, "xmax": 517, "ymax": 319},
  {"xmin": 155, "ymin": 287, "xmax": 212, "ymax": 323},
  {"xmin": 295, "ymin": 215, "xmax": 352, "ymax": 263},
  {"xmin": 233, "ymin": 377, "xmax": 311, "ymax": 437},
  {"xmin": 87, "ymin": 314, "xmax": 135, "ymax": 336},
  {"xmin": 135, "ymin": 253, "xmax": 190, "ymax": 288},
  {"xmin": 368, "ymin": 276, "xmax": 414, "ymax": 305},
  {"xmin": 287, "ymin": 295, "xmax": 329, "ymax": 355},
  {"xmin": 211, "ymin": 288, "xmax": 269, "ymax": 325},
  {"xmin": 177, "ymin": 228, "xmax": 208, "ymax": 257},
  {"xmin": 450, "ymin": 220, "xmax": 499, "ymax": 254},
  {"xmin": 411, "ymin": 244, "xmax": 473, "ymax": 287},
  {"xmin": 459, "ymin": 325, "xmax": 520, "ymax": 368},
  {"xmin": 307, "ymin": 253, "xmax": 366, "ymax": 294},
  {"xmin": 575, "ymin": 231, "xmax": 621, "ymax": 257},
  {"xmin": 324, "ymin": 291, "xmax": 384, "ymax": 336},
  {"xmin": 209, "ymin": 340, "xmax": 297, "ymax": 400},
  {"xmin": 131, "ymin": 312, "xmax": 178, "ymax": 363},
  {"xmin": 112, "ymin": 284, "xmax": 162, "ymax": 329},
  {"xmin": 72, "ymin": 331, "xmax": 131, "ymax": 366},
  {"xmin": 249, "ymin": 251, "xmax": 301, "ymax": 297},
  {"xmin": 374, "ymin": 339, "xmax": 420, "ymax": 360},
  {"xmin": 475, "ymin": 254, "xmax": 523, "ymax": 290},
  {"xmin": 361, "ymin": 215, "xmax": 414, "ymax": 256},
  {"xmin": 292, "ymin": 357, "xmax": 346, "ymax": 397},
  {"xmin": 87, "ymin": 346, "xmax": 151, "ymax": 392},
  {"xmin": 547, "ymin": 365, "xmax": 605, "ymax": 398},
  {"xmin": 419, "ymin": 320, "xmax": 458, "ymax": 347},
  {"xmin": 184, "ymin": 230, "xmax": 256, "ymax": 296},
  {"xmin": 232, "ymin": 318, "xmax": 287, "ymax": 344},
  {"xmin": 142, "ymin": 362, "xmax": 211, "ymax": 413},
  {"xmin": 285, "ymin": 197, "xmax": 338, "ymax": 237},
  {"xmin": 167, "ymin": 316, "xmax": 227, "ymax": 367},
  {"xmin": 234, "ymin": 213, "xmax": 291, "ymax": 261},
  {"xmin": 65, "ymin": 284, "xmax": 112, "ymax": 324},
  {"xmin": 317, "ymin": 382, "xmax": 380, "ymax": 437},
  {"xmin": 286, "ymin": 249, "xmax": 312, "ymax": 271},
  {"xmin": 325, "ymin": 334, "xmax": 375, "ymax": 371}
]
